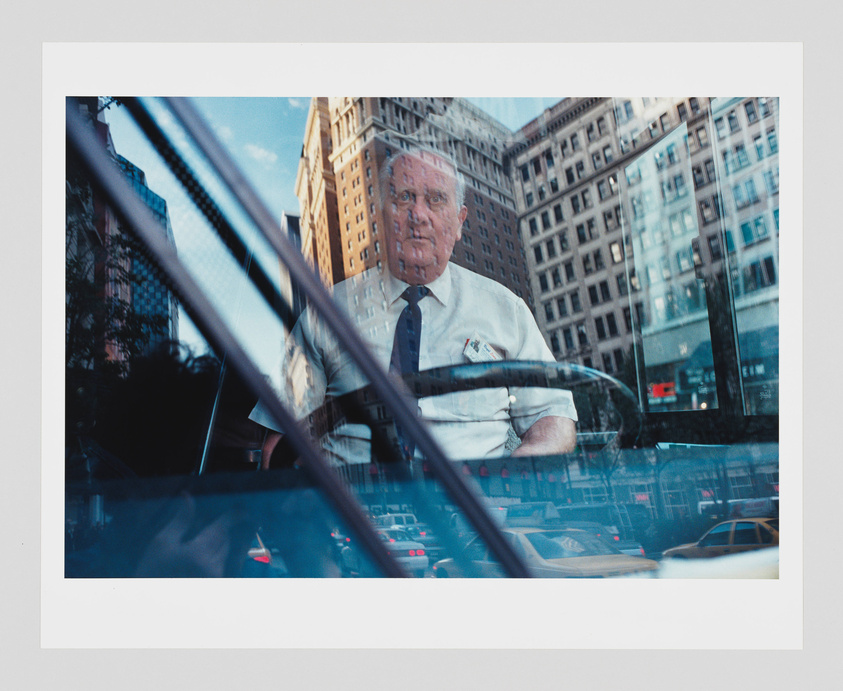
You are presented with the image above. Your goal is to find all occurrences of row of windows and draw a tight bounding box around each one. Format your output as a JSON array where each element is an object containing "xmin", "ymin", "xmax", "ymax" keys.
[
  {"xmin": 713, "ymin": 98, "xmax": 774, "ymax": 140},
  {"xmin": 549, "ymin": 313, "xmax": 630, "ymax": 362}
]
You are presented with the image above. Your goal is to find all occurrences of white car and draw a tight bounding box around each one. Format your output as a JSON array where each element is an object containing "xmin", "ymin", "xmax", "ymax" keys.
[{"xmin": 341, "ymin": 528, "xmax": 429, "ymax": 577}]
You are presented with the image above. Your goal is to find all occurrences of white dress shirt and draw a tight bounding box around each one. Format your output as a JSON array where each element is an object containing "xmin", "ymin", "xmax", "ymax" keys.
[{"xmin": 250, "ymin": 263, "xmax": 577, "ymax": 465}]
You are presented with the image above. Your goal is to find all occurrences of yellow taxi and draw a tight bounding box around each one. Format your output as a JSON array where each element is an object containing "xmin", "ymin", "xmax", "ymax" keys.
[
  {"xmin": 432, "ymin": 526, "xmax": 658, "ymax": 578},
  {"xmin": 662, "ymin": 517, "xmax": 779, "ymax": 559}
]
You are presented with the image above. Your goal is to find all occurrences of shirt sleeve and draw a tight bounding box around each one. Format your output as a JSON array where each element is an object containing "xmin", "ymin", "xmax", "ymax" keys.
[
  {"xmin": 248, "ymin": 309, "xmax": 329, "ymax": 433},
  {"xmin": 508, "ymin": 298, "xmax": 578, "ymax": 436}
]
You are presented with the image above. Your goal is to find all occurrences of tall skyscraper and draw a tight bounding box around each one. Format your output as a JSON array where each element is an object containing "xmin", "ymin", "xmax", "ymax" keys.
[
  {"xmin": 116, "ymin": 154, "xmax": 179, "ymax": 354},
  {"xmin": 295, "ymin": 97, "xmax": 532, "ymax": 305}
]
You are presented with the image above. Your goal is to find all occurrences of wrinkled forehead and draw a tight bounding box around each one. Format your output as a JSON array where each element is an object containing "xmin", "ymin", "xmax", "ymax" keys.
[{"xmin": 388, "ymin": 153, "xmax": 458, "ymax": 192}]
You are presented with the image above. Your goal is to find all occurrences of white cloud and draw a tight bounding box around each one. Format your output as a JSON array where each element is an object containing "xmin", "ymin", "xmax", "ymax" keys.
[
  {"xmin": 287, "ymin": 98, "xmax": 307, "ymax": 110},
  {"xmin": 215, "ymin": 124, "xmax": 234, "ymax": 142},
  {"xmin": 244, "ymin": 143, "xmax": 278, "ymax": 165}
]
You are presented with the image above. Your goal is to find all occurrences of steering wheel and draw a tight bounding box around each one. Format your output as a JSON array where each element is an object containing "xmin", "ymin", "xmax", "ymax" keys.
[{"xmin": 290, "ymin": 360, "xmax": 642, "ymax": 465}]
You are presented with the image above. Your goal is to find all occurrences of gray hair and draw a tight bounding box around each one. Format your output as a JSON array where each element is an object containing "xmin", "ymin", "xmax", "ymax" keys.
[{"xmin": 379, "ymin": 145, "xmax": 466, "ymax": 211}]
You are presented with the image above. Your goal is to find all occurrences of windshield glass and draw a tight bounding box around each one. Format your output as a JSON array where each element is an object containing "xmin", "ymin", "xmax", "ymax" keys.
[{"xmin": 64, "ymin": 93, "xmax": 783, "ymax": 584}]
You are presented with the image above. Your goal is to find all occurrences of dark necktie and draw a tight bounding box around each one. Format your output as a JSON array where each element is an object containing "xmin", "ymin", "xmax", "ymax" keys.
[
  {"xmin": 390, "ymin": 286, "xmax": 429, "ymax": 376},
  {"xmin": 389, "ymin": 286, "xmax": 429, "ymax": 459}
]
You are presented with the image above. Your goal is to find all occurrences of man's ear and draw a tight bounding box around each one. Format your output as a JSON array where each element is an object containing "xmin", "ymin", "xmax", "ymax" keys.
[{"xmin": 456, "ymin": 206, "xmax": 468, "ymax": 239}]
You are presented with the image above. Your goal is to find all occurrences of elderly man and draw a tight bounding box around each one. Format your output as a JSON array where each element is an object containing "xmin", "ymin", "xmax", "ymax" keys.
[{"xmin": 251, "ymin": 146, "xmax": 577, "ymax": 466}]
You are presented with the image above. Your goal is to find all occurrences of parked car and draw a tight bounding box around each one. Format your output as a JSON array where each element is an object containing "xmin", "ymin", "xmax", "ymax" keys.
[
  {"xmin": 401, "ymin": 524, "xmax": 445, "ymax": 562},
  {"xmin": 555, "ymin": 502, "xmax": 655, "ymax": 550},
  {"xmin": 662, "ymin": 517, "xmax": 779, "ymax": 559},
  {"xmin": 556, "ymin": 520, "xmax": 647, "ymax": 558},
  {"xmin": 341, "ymin": 528, "xmax": 429, "ymax": 577},
  {"xmin": 372, "ymin": 513, "xmax": 419, "ymax": 529},
  {"xmin": 432, "ymin": 527, "xmax": 658, "ymax": 578}
]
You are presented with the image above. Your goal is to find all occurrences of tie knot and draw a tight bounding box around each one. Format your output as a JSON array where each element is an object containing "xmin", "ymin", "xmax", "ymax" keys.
[{"xmin": 401, "ymin": 285, "xmax": 429, "ymax": 307}]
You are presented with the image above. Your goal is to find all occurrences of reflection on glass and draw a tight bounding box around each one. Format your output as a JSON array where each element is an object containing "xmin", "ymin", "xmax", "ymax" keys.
[
  {"xmin": 709, "ymin": 97, "xmax": 780, "ymax": 415},
  {"xmin": 620, "ymin": 118, "xmax": 718, "ymax": 412}
]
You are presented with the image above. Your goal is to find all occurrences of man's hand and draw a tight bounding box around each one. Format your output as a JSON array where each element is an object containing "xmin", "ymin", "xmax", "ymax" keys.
[
  {"xmin": 511, "ymin": 416, "xmax": 576, "ymax": 457},
  {"xmin": 260, "ymin": 430, "xmax": 283, "ymax": 470}
]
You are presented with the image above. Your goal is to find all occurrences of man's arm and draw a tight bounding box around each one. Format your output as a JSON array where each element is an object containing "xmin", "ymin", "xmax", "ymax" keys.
[{"xmin": 511, "ymin": 416, "xmax": 576, "ymax": 457}]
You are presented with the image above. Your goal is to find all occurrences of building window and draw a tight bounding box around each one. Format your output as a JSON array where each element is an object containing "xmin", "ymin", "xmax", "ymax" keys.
[
  {"xmin": 571, "ymin": 133, "xmax": 580, "ymax": 151},
  {"xmin": 539, "ymin": 273, "xmax": 549, "ymax": 292},
  {"xmin": 576, "ymin": 323, "xmax": 589, "ymax": 346},
  {"xmin": 606, "ymin": 312, "xmax": 619, "ymax": 337},
  {"xmin": 563, "ymin": 327, "xmax": 574, "ymax": 350},
  {"xmin": 599, "ymin": 279, "xmax": 611, "ymax": 301},
  {"xmin": 594, "ymin": 249, "xmax": 605, "ymax": 271},
  {"xmin": 588, "ymin": 285, "xmax": 600, "ymax": 306},
  {"xmin": 557, "ymin": 296, "xmax": 568, "ymax": 317},
  {"xmin": 616, "ymin": 273, "xmax": 629, "ymax": 296},
  {"xmin": 534, "ymin": 246, "xmax": 544, "ymax": 264},
  {"xmin": 551, "ymin": 266, "xmax": 562, "ymax": 287},
  {"xmin": 745, "ymin": 100, "xmax": 758, "ymax": 124},
  {"xmin": 559, "ymin": 231, "xmax": 570, "ymax": 252},
  {"xmin": 597, "ymin": 116, "xmax": 608, "ymax": 135},
  {"xmin": 705, "ymin": 159, "xmax": 716, "ymax": 183},
  {"xmin": 576, "ymin": 223, "xmax": 588, "ymax": 245},
  {"xmin": 697, "ymin": 126, "xmax": 709, "ymax": 147},
  {"xmin": 553, "ymin": 203, "xmax": 564, "ymax": 223},
  {"xmin": 728, "ymin": 110, "xmax": 740, "ymax": 133},
  {"xmin": 570, "ymin": 290, "xmax": 582, "ymax": 313},
  {"xmin": 544, "ymin": 301, "xmax": 554, "ymax": 322},
  {"xmin": 571, "ymin": 195, "xmax": 581, "ymax": 215},
  {"xmin": 550, "ymin": 178, "xmax": 559, "ymax": 193},
  {"xmin": 767, "ymin": 128, "xmax": 778, "ymax": 154},
  {"xmin": 526, "ymin": 192, "xmax": 534, "ymax": 207},
  {"xmin": 529, "ymin": 218, "xmax": 539, "ymax": 236},
  {"xmin": 541, "ymin": 210, "xmax": 551, "ymax": 230},
  {"xmin": 576, "ymin": 161, "xmax": 585, "ymax": 179},
  {"xmin": 743, "ymin": 256, "xmax": 777, "ymax": 292},
  {"xmin": 708, "ymin": 234, "xmax": 723, "ymax": 260},
  {"xmin": 595, "ymin": 316, "xmax": 607, "ymax": 340},
  {"xmin": 546, "ymin": 150, "xmax": 555, "ymax": 167},
  {"xmin": 520, "ymin": 165, "xmax": 530, "ymax": 182},
  {"xmin": 603, "ymin": 145, "xmax": 614, "ymax": 163},
  {"xmin": 546, "ymin": 238, "xmax": 557, "ymax": 258},
  {"xmin": 677, "ymin": 102, "xmax": 688, "ymax": 121}
]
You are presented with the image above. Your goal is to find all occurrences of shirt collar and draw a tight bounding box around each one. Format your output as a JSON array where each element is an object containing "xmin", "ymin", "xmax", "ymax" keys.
[{"xmin": 385, "ymin": 263, "xmax": 452, "ymax": 307}]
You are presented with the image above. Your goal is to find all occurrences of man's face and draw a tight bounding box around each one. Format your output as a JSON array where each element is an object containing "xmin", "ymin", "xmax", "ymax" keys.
[{"xmin": 383, "ymin": 153, "xmax": 468, "ymax": 285}]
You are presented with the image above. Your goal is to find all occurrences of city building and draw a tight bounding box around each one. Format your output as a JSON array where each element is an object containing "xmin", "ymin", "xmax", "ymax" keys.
[
  {"xmin": 505, "ymin": 96, "xmax": 779, "ymax": 416},
  {"xmin": 116, "ymin": 154, "xmax": 179, "ymax": 353},
  {"xmin": 295, "ymin": 97, "xmax": 532, "ymax": 304}
]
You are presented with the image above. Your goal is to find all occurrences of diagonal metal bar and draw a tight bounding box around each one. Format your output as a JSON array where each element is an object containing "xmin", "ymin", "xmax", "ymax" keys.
[
  {"xmin": 117, "ymin": 95, "xmax": 478, "ymax": 575},
  {"xmin": 66, "ymin": 102, "xmax": 407, "ymax": 578},
  {"xmin": 163, "ymin": 96, "xmax": 531, "ymax": 578}
]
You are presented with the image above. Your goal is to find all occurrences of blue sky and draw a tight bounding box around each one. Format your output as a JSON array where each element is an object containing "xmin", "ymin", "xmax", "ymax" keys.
[{"xmin": 105, "ymin": 97, "xmax": 563, "ymax": 221}]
